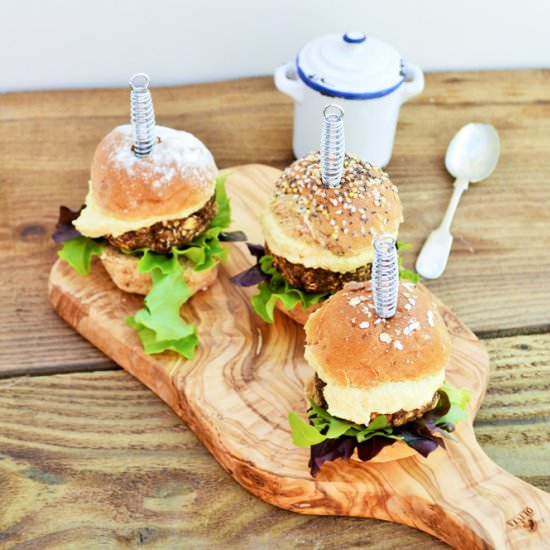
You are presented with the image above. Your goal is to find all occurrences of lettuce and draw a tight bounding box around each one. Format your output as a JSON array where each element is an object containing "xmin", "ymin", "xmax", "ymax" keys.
[
  {"xmin": 232, "ymin": 240, "xmax": 419, "ymax": 324},
  {"xmin": 396, "ymin": 241, "xmax": 419, "ymax": 284},
  {"xmin": 57, "ymin": 236, "xmax": 104, "ymax": 276},
  {"xmin": 56, "ymin": 175, "xmax": 242, "ymax": 359},
  {"xmin": 231, "ymin": 244, "xmax": 328, "ymax": 324},
  {"xmin": 251, "ymin": 256, "xmax": 329, "ymax": 323},
  {"xmin": 289, "ymin": 383, "xmax": 470, "ymax": 476},
  {"xmin": 126, "ymin": 251, "xmax": 197, "ymax": 358}
]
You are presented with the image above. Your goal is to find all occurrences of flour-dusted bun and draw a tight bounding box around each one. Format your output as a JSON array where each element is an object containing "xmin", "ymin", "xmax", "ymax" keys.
[
  {"xmin": 100, "ymin": 245, "xmax": 218, "ymax": 296},
  {"xmin": 304, "ymin": 280, "xmax": 450, "ymax": 425},
  {"xmin": 261, "ymin": 152, "xmax": 403, "ymax": 273},
  {"xmin": 74, "ymin": 125, "xmax": 217, "ymax": 238}
]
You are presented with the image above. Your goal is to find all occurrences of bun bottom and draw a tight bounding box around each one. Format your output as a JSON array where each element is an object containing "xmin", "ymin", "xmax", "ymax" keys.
[
  {"xmin": 100, "ymin": 245, "xmax": 218, "ymax": 296},
  {"xmin": 275, "ymin": 299, "xmax": 323, "ymax": 325},
  {"xmin": 358, "ymin": 441, "xmax": 417, "ymax": 463}
]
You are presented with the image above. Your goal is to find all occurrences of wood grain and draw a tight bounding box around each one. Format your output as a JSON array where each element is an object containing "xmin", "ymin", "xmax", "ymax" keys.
[
  {"xmin": 46, "ymin": 165, "xmax": 550, "ymax": 549},
  {"xmin": 1, "ymin": 333, "xmax": 549, "ymax": 549},
  {"xmin": 1, "ymin": 71, "xmax": 550, "ymax": 377},
  {"xmin": 0, "ymin": 371, "xmax": 448, "ymax": 550}
]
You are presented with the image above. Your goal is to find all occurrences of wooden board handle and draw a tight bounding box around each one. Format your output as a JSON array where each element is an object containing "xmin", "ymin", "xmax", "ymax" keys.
[{"xmin": 430, "ymin": 426, "xmax": 550, "ymax": 549}]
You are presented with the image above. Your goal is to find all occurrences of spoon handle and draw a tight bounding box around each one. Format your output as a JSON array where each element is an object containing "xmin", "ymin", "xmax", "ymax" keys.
[
  {"xmin": 415, "ymin": 177, "xmax": 469, "ymax": 279},
  {"xmin": 440, "ymin": 177, "xmax": 469, "ymax": 232}
]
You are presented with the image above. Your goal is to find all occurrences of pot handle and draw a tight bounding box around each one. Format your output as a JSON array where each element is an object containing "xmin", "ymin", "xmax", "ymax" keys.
[
  {"xmin": 274, "ymin": 62, "xmax": 304, "ymax": 103},
  {"xmin": 401, "ymin": 62, "xmax": 425, "ymax": 104}
]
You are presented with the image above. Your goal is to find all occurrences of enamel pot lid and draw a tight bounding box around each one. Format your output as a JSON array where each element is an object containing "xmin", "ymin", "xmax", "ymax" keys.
[{"xmin": 296, "ymin": 32, "xmax": 406, "ymax": 99}]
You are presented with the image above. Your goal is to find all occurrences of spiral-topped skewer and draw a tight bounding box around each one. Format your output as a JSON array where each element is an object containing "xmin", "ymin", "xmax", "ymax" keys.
[
  {"xmin": 372, "ymin": 234, "xmax": 399, "ymax": 319},
  {"xmin": 129, "ymin": 73, "xmax": 156, "ymax": 158},
  {"xmin": 320, "ymin": 104, "xmax": 345, "ymax": 188}
]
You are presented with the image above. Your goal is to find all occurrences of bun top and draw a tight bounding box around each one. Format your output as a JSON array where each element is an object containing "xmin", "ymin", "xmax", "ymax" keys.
[
  {"xmin": 261, "ymin": 153, "xmax": 403, "ymax": 271},
  {"xmin": 74, "ymin": 125, "xmax": 217, "ymax": 238},
  {"xmin": 304, "ymin": 281, "xmax": 451, "ymax": 388}
]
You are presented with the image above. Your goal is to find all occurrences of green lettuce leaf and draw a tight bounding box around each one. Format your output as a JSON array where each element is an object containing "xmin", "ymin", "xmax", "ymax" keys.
[
  {"xmin": 438, "ymin": 382, "xmax": 471, "ymax": 426},
  {"xmin": 124, "ymin": 175, "xmax": 232, "ymax": 358},
  {"xmin": 251, "ymin": 256, "xmax": 329, "ymax": 323},
  {"xmin": 289, "ymin": 383, "xmax": 471, "ymax": 449},
  {"xmin": 396, "ymin": 241, "xmax": 420, "ymax": 284},
  {"xmin": 288, "ymin": 412, "xmax": 328, "ymax": 447},
  {"xmin": 126, "ymin": 250, "xmax": 198, "ymax": 358},
  {"xmin": 171, "ymin": 174, "xmax": 231, "ymax": 271},
  {"xmin": 249, "ymin": 239, "xmax": 419, "ymax": 323},
  {"xmin": 57, "ymin": 236, "xmax": 104, "ymax": 275},
  {"xmin": 210, "ymin": 174, "xmax": 231, "ymax": 229}
]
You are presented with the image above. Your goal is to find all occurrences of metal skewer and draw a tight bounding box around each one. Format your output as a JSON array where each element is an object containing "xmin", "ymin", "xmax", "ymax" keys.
[
  {"xmin": 129, "ymin": 73, "xmax": 156, "ymax": 158},
  {"xmin": 372, "ymin": 234, "xmax": 399, "ymax": 319},
  {"xmin": 320, "ymin": 104, "xmax": 345, "ymax": 188}
]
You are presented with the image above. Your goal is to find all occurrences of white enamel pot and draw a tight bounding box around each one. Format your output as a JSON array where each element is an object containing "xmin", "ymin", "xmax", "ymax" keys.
[{"xmin": 274, "ymin": 32, "xmax": 424, "ymax": 167}]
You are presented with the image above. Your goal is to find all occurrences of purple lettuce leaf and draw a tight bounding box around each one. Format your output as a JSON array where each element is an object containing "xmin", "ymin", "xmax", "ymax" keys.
[
  {"xmin": 229, "ymin": 264, "xmax": 267, "ymax": 287},
  {"xmin": 400, "ymin": 432, "xmax": 445, "ymax": 458},
  {"xmin": 356, "ymin": 436, "xmax": 396, "ymax": 462},
  {"xmin": 52, "ymin": 205, "xmax": 84, "ymax": 243},
  {"xmin": 246, "ymin": 242, "xmax": 265, "ymax": 261},
  {"xmin": 219, "ymin": 230, "xmax": 247, "ymax": 242},
  {"xmin": 229, "ymin": 243, "xmax": 267, "ymax": 287},
  {"xmin": 422, "ymin": 390, "xmax": 451, "ymax": 430},
  {"xmin": 309, "ymin": 436, "xmax": 357, "ymax": 477}
]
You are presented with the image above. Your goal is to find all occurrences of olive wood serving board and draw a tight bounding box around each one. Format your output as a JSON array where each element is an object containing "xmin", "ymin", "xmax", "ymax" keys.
[{"xmin": 49, "ymin": 164, "xmax": 550, "ymax": 549}]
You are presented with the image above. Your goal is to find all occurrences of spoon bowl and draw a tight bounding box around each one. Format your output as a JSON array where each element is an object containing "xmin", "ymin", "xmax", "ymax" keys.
[{"xmin": 445, "ymin": 123, "xmax": 500, "ymax": 182}]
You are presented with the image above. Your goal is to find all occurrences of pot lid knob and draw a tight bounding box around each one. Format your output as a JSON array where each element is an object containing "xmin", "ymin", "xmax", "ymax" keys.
[{"xmin": 342, "ymin": 31, "xmax": 366, "ymax": 44}]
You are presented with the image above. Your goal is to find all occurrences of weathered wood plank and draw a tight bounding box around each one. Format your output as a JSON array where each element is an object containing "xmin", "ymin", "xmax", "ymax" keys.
[
  {"xmin": 1, "ymin": 332, "xmax": 548, "ymax": 548},
  {"xmin": 1, "ymin": 71, "xmax": 549, "ymax": 376},
  {"xmin": 0, "ymin": 371, "xmax": 447, "ymax": 550}
]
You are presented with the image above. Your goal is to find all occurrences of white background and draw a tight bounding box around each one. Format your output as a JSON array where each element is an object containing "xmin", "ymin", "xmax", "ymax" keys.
[{"xmin": 1, "ymin": 0, "xmax": 549, "ymax": 92}]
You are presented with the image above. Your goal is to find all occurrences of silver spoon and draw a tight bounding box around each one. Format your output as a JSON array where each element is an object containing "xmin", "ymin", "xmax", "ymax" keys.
[{"xmin": 415, "ymin": 123, "xmax": 500, "ymax": 279}]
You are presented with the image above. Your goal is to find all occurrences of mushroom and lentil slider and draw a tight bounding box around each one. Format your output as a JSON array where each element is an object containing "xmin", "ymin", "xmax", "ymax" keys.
[
  {"xmin": 244, "ymin": 151, "xmax": 403, "ymax": 324},
  {"xmin": 54, "ymin": 74, "xmax": 243, "ymax": 360},
  {"xmin": 289, "ymin": 280, "xmax": 470, "ymax": 476},
  {"xmin": 71, "ymin": 125, "xmax": 222, "ymax": 295}
]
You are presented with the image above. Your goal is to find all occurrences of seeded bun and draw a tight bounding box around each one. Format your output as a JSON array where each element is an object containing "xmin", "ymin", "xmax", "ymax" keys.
[
  {"xmin": 261, "ymin": 153, "xmax": 402, "ymax": 273},
  {"xmin": 304, "ymin": 281, "xmax": 450, "ymax": 425},
  {"xmin": 74, "ymin": 125, "xmax": 217, "ymax": 238},
  {"xmin": 100, "ymin": 245, "xmax": 218, "ymax": 296}
]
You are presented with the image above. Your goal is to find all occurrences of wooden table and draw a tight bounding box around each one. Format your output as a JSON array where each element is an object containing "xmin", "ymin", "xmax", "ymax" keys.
[{"xmin": 1, "ymin": 71, "xmax": 549, "ymax": 548}]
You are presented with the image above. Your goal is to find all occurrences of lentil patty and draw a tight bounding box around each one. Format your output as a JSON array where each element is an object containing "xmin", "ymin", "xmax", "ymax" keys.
[
  {"xmin": 108, "ymin": 194, "xmax": 217, "ymax": 253},
  {"xmin": 312, "ymin": 374, "xmax": 439, "ymax": 427},
  {"xmin": 266, "ymin": 244, "xmax": 371, "ymax": 294}
]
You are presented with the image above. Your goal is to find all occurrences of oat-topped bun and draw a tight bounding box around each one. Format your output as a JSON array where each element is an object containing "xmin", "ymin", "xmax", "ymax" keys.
[
  {"xmin": 304, "ymin": 280, "xmax": 450, "ymax": 425},
  {"xmin": 74, "ymin": 125, "xmax": 217, "ymax": 239},
  {"xmin": 262, "ymin": 152, "xmax": 403, "ymax": 274}
]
